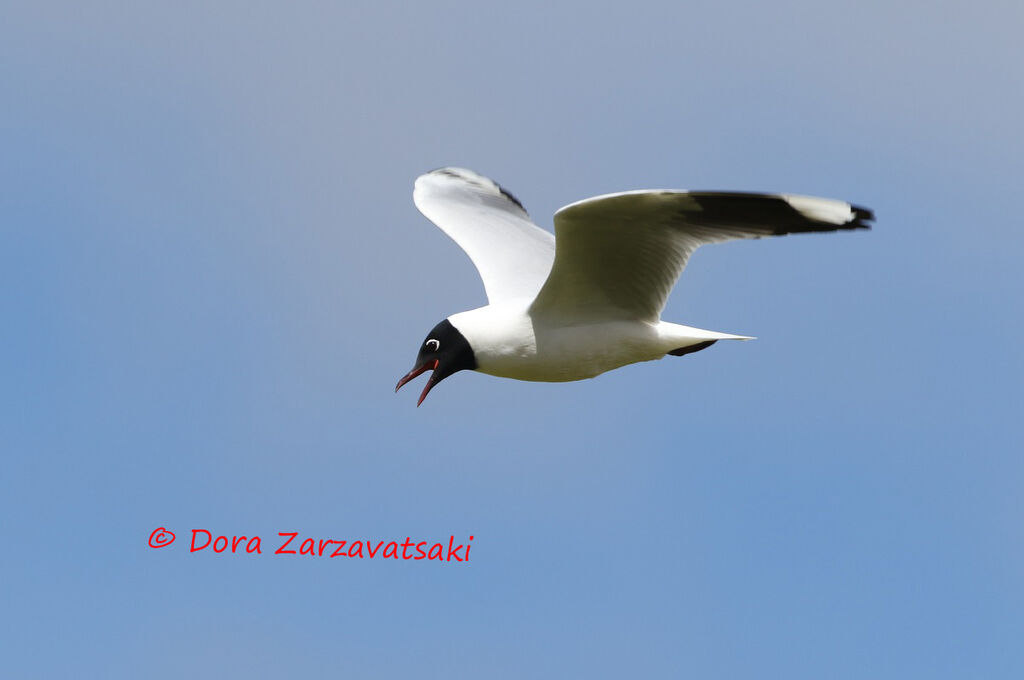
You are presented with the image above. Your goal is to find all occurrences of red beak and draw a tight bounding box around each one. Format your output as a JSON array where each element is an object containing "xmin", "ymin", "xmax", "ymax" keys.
[{"xmin": 395, "ymin": 359, "xmax": 440, "ymax": 407}]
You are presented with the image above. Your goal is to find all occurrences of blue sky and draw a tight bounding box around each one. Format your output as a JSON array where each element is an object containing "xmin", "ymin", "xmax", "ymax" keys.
[{"xmin": 3, "ymin": 2, "xmax": 1022, "ymax": 677}]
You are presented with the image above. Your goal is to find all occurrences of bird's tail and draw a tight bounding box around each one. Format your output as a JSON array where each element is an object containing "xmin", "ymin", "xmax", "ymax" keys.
[
  {"xmin": 658, "ymin": 323, "xmax": 754, "ymax": 357},
  {"xmin": 660, "ymin": 322, "xmax": 754, "ymax": 341}
]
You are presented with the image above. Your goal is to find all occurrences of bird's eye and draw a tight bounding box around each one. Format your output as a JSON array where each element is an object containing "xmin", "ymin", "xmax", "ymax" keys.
[{"xmin": 425, "ymin": 339, "xmax": 440, "ymax": 352}]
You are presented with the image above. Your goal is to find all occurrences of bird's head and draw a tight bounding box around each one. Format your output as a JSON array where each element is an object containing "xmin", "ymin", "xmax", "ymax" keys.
[{"xmin": 395, "ymin": 319, "xmax": 476, "ymax": 406}]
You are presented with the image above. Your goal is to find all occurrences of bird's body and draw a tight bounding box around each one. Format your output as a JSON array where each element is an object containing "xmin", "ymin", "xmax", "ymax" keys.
[
  {"xmin": 450, "ymin": 302, "xmax": 745, "ymax": 382},
  {"xmin": 396, "ymin": 167, "xmax": 872, "ymax": 405}
]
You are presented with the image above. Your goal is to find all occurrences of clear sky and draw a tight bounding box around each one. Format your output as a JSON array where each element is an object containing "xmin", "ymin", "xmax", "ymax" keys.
[{"xmin": 3, "ymin": 2, "xmax": 1022, "ymax": 677}]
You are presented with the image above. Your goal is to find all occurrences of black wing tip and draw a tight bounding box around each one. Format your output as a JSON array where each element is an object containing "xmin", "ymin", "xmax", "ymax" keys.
[
  {"xmin": 495, "ymin": 183, "xmax": 527, "ymax": 213},
  {"xmin": 850, "ymin": 204, "xmax": 874, "ymax": 229},
  {"xmin": 684, "ymin": 192, "xmax": 875, "ymax": 236},
  {"xmin": 424, "ymin": 166, "xmax": 529, "ymax": 216}
]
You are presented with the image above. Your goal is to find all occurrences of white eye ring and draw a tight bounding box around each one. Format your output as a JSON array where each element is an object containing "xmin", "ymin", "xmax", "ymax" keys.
[{"xmin": 425, "ymin": 339, "xmax": 440, "ymax": 352}]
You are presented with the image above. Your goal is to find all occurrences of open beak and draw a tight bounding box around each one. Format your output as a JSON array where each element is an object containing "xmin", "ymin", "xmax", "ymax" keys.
[{"xmin": 395, "ymin": 359, "xmax": 440, "ymax": 407}]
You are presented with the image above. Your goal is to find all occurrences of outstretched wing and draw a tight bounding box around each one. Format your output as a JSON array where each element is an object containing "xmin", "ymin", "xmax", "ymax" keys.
[
  {"xmin": 413, "ymin": 168, "xmax": 555, "ymax": 304},
  {"xmin": 530, "ymin": 190, "xmax": 873, "ymax": 322}
]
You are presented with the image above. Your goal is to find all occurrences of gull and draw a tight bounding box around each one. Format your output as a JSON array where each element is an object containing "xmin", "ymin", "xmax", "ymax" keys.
[{"xmin": 396, "ymin": 167, "xmax": 872, "ymax": 405}]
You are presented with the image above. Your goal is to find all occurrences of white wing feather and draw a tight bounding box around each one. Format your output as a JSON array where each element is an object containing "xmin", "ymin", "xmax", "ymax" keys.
[{"xmin": 413, "ymin": 168, "xmax": 555, "ymax": 304}]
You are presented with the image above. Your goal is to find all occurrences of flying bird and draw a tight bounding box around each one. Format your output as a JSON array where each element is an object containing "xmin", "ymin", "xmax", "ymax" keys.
[{"xmin": 396, "ymin": 168, "xmax": 872, "ymax": 406}]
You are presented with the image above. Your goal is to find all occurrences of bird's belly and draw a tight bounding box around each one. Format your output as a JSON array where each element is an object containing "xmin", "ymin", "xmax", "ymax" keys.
[{"xmin": 475, "ymin": 322, "xmax": 666, "ymax": 383}]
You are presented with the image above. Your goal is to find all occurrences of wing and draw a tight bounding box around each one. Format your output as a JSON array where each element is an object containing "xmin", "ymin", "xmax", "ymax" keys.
[
  {"xmin": 530, "ymin": 190, "xmax": 873, "ymax": 322},
  {"xmin": 413, "ymin": 168, "xmax": 556, "ymax": 304}
]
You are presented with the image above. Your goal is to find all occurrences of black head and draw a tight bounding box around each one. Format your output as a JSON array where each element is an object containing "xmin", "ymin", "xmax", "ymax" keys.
[{"xmin": 395, "ymin": 319, "xmax": 476, "ymax": 406}]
